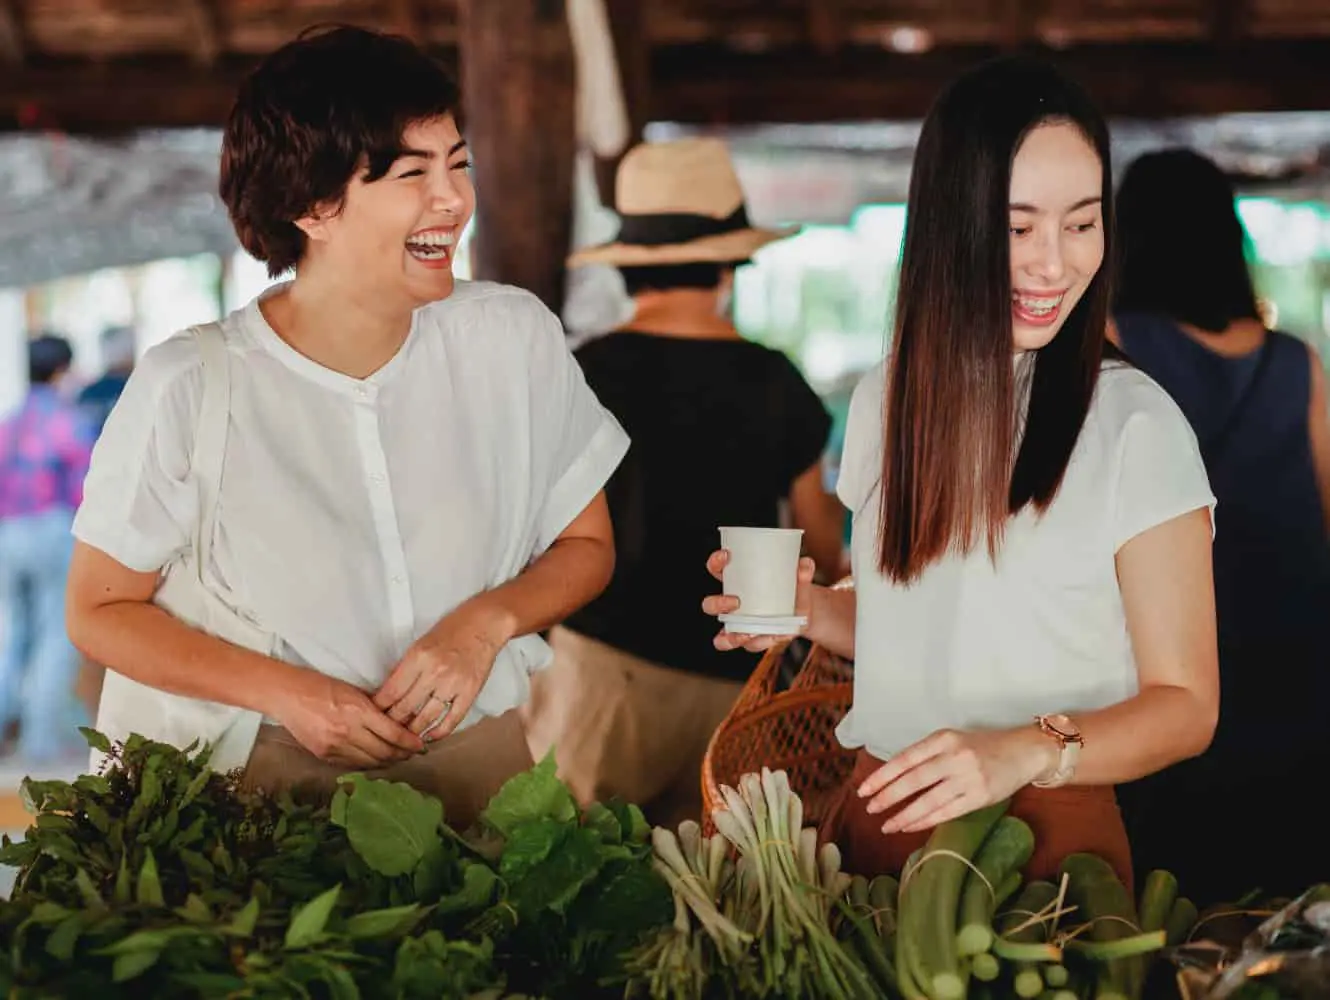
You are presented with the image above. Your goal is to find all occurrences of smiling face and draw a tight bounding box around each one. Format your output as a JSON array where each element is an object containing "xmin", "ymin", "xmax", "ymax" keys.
[
  {"xmin": 296, "ymin": 114, "xmax": 475, "ymax": 308},
  {"xmin": 1007, "ymin": 121, "xmax": 1106, "ymax": 352}
]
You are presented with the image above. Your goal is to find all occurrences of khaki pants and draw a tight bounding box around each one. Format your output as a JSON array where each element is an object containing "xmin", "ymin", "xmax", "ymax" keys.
[
  {"xmin": 520, "ymin": 626, "xmax": 743, "ymax": 830},
  {"xmin": 240, "ymin": 708, "xmax": 534, "ymax": 833}
]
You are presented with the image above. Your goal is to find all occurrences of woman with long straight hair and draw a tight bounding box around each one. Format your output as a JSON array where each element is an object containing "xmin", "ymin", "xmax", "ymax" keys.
[{"xmin": 705, "ymin": 56, "xmax": 1220, "ymax": 883}]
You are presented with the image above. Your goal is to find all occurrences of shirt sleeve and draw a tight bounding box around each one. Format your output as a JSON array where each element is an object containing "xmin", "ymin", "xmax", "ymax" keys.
[
  {"xmin": 836, "ymin": 362, "xmax": 887, "ymax": 515},
  {"xmin": 1111, "ymin": 375, "xmax": 1217, "ymax": 552},
  {"xmin": 71, "ymin": 335, "xmax": 204, "ymax": 573},
  {"xmin": 524, "ymin": 298, "xmax": 631, "ymax": 552},
  {"xmin": 776, "ymin": 353, "xmax": 834, "ymax": 488}
]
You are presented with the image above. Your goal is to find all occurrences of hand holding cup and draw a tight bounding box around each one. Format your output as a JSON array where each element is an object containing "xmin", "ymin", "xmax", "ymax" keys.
[{"xmin": 701, "ymin": 527, "xmax": 816, "ymax": 652}]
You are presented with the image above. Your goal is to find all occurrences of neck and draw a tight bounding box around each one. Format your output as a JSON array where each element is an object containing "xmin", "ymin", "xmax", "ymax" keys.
[
  {"xmin": 263, "ymin": 267, "xmax": 419, "ymax": 380},
  {"xmin": 621, "ymin": 288, "xmax": 740, "ymax": 340}
]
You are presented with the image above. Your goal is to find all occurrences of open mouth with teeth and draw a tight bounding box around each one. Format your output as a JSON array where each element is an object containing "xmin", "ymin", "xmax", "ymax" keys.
[
  {"xmin": 1012, "ymin": 290, "xmax": 1066, "ymax": 325},
  {"xmin": 405, "ymin": 229, "xmax": 455, "ymax": 263}
]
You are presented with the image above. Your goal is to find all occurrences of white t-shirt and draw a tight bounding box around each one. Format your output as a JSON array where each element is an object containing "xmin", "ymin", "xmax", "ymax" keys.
[
  {"xmin": 835, "ymin": 360, "xmax": 1215, "ymax": 759},
  {"xmin": 74, "ymin": 280, "xmax": 629, "ymax": 765}
]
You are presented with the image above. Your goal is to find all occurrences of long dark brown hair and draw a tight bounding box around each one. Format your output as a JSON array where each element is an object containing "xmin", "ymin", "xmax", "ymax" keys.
[{"xmin": 878, "ymin": 56, "xmax": 1114, "ymax": 582}]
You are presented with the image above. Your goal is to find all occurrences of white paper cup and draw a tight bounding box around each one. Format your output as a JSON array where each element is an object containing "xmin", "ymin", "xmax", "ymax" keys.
[{"xmin": 718, "ymin": 526, "xmax": 804, "ymax": 618}]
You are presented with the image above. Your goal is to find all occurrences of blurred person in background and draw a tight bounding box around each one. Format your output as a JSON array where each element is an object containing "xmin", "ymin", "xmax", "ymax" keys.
[
  {"xmin": 0, "ymin": 333, "xmax": 94, "ymax": 762},
  {"xmin": 1112, "ymin": 148, "xmax": 1330, "ymax": 904},
  {"xmin": 521, "ymin": 138, "xmax": 846, "ymax": 828},
  {"xmin": 78, "ymin": 324, "xmax": 137, "ymax": 438}
]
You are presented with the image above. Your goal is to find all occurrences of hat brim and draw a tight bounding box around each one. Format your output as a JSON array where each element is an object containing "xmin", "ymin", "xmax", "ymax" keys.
[{"xmin": 567, "ymin": 224, "xmax": 799, "ymax": 268}]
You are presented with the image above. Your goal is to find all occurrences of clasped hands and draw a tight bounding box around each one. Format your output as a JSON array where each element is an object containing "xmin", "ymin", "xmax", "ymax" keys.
[{"xmin": 275, "ymin": 598, "xmax": 511, "ymax": 770}]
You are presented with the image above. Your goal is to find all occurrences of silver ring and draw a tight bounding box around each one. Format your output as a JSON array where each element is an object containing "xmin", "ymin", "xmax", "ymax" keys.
[{"xmin": 422, "ymin": 698, "xmax": 455, "ymax": 738}]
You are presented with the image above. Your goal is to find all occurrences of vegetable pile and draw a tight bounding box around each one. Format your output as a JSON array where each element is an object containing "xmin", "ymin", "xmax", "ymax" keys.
[
  {"xmin": 628, "ymin": 775, "xmax": 1197, "ymax": 1000},
  {"xmin": 2, "ymin": 731, "xmax": 1293, "ymax": 999},
  {"xmin": 0, "ymin": 730, "xmax": 671, "ymax": 998}
]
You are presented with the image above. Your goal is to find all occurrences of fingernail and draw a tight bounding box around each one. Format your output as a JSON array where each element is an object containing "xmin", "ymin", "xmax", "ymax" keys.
[{"xmin": 856, "ymin": 784, "xmax": 870, "ymax": 798}]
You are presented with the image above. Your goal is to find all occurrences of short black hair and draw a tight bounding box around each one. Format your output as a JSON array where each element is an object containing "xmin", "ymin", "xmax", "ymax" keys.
[
  {"xmin": 28, "ymin": 333, "xmax": 73, "ymax": 385},
  {"xmin": 618, "ymin": 262, "xmax": 746, "ymax": 296},
  {"xmin": 219, "ymin": 25, "xmax": 464, "ymax": 277},
  {"xmin": 1114, "ymin": 148, "xmax": 1261, "ymax": 333}
]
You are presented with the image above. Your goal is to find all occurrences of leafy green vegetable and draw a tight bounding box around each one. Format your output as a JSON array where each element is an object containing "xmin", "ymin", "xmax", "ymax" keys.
[
  {"xmin": 330, "ymin": 774, "xmax": 443, "ymax": 877},
  {"xmin": 0, "ymin": 729, "xmax": 668, "ymax": 998}
]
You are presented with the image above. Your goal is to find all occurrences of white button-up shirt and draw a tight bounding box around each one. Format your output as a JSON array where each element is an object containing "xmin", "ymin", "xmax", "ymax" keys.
[{"xmin": 74, "ymin": 280, "xmax": 629, "ymax": 767}]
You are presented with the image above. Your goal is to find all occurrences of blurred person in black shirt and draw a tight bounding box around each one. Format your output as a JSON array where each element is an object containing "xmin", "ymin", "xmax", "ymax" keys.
[{"xmin": 522, "ymin": 139, "xmax": 845, "ymax": 827}]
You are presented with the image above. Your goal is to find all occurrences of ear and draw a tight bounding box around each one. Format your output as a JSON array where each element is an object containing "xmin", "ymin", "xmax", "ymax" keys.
[{"xmin": 294, "ymin": 203, "xmax": 337, "ymax": 243}]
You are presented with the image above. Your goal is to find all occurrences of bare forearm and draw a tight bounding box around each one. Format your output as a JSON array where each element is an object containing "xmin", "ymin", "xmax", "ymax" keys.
[
  {"xmin": 463, "ymin": 536, "xmax": 614, "ymax": 644},
  {"xmin": 68, "ymin": 601, "xmax": 313, "ymax": 716},
  {"xmin": 807, "ymin": 585, "xmax": 856, "ymax": 659},
  {"xmin": 1006, "ymin": 684, "xmax": 1217, "ymax": 788}
]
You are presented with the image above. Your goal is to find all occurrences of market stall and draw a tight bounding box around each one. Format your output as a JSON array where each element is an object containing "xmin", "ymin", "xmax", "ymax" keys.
[{"xmin": 0, "ymin": 642, "xmax": 1321, "ymax": 1000}]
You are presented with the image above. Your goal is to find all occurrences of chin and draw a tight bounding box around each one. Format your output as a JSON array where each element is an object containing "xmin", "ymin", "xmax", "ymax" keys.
[
  {"xmin": 1012, "ymin": 321, "xmax": 1064, "ymax": 352},
  {"xmin": 405, "ymin": 269, "xmax": 456, "ymax": 305}
]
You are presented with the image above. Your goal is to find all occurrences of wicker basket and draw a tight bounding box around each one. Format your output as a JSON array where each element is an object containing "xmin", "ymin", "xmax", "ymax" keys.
[{"xmin": 700, "ymin": 587, "xmax": 857, "ymax": 835}]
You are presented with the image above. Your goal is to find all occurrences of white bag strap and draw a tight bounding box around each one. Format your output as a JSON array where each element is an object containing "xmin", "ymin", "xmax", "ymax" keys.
[{"xmin": 189, "ymin": 322, "xmax": 231, "ymax": 583}]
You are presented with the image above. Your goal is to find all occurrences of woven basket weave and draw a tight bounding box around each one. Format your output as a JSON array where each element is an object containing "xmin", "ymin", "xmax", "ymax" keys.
[{"xmin": 700, "ymin": 583, "xmax": 857, "ymax": 835}]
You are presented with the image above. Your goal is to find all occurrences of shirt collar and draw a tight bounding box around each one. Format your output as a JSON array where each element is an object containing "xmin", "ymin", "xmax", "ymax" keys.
[{"xmin": 243, "ymin": 282, "xmax": 422, "ymax": 400}]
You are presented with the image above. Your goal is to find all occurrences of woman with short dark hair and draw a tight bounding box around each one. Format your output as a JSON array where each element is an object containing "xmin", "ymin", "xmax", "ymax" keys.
[
  {"xmin": 66, "ymin": 26, "xmax": 628, "ymax": 828},
  {"xmin": 706, "ymin": 56, "xmax": 1220, "ymax": 884},
  {"xmin": 1112, "ymin": 148, "xmax": 1330, "ymax": 903}
]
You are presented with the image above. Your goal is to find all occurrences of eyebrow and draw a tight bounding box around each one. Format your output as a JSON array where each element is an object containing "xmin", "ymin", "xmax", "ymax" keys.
[
  {"xmin": 1010, "ymin": 196, "xmax": 1102, "ymax": 213},
  {"xmin": 397, "ymin": 140, "xmax": 469, "ymax": 160}
]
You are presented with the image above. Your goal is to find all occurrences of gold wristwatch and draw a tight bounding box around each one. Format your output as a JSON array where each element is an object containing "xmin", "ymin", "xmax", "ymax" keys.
[{"xmin": 1031, "ymin": 713, "xmax": 1083, "ymax": 788}]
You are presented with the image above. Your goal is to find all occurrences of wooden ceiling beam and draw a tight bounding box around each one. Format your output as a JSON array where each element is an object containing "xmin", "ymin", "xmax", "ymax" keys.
[
  {"xmin": 182, "ymin": 0, "xmax": 221, "ymax": 66},
  {"xmin": 4, "ymin": 40, "xmax": 1330, "ymax": 134},
  {"xmin": 648, "ymin": 40, "xmax": 1330, "ymax": 123},
  {"xmin": 1210, "ymin": 0, "xmax": 1250, "ymax": 47},
  {"xmin": 386, "ymin": 0, "xmax": 423, "ymax": 41},
  {"xmin": 806, "ymin": 0, "xmax": 844, "ymax": 56},
  {"xmin": 0, "ymin": 0, "xmax": 25, "ymax": 68}
]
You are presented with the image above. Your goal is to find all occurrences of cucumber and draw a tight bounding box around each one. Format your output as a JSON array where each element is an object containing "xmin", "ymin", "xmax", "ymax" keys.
[
  {"xmin": 1163, "ymin": 897, "xmax": 1197, "ymax": 947},
  {"xmin": 971, "ymin": 951, "xmax": 1001, "ymax": 982},
  {"xmin": 1137, "ymin": 871, "xmax": 1178, "ymax": 934},
  {"xmin": 838, "ymin": 897, "xmax": 901, "ymax": 997},
  {"xmin": 1059, "ymin": 853, "xmax": 1142, "ymax": 1000},
  {"xmin": 895, "ymin": 801, "xmax": 1008, "ymax": 1000},
  {"xmin": 870, "ymin": 874, "xmax": 900, "ymax": 945},
  {"xmin": 998, "ymin": 880, "xmax": 1063, "ymax": 997},
  {"xmin": 957, "ymin": 816, "xmax": 1036, "ymax": 956}
]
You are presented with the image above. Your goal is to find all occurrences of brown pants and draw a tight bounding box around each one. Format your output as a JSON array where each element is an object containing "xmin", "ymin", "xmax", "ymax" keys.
[
  {"xmin": 823, "ymin": 748, "xmax": 1134, "ymax": 890},
  {"xmin": 520, "ymin": 626, "xmax": 744, "ymax": 830},
  {"xmin": 240, "ymin": 709, "xmax": 534, "ymax": 833}
]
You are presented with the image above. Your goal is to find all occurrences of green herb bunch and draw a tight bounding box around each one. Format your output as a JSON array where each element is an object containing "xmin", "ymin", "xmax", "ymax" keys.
[{"xmin": 0, "ymin": 729, "xmax": 671, "ymax": 999}]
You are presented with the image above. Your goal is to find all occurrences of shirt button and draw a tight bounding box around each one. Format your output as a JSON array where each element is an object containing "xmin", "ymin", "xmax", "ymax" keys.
[
  {"xmin": 392, "ymin": 575, "xmax": 405, "ymax": 585},
  {"xmin": 370, "ymin": 473, "xmax": 385, "ymax": 484}
]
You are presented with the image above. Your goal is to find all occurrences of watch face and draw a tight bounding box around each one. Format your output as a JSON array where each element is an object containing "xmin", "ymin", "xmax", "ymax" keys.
[{"xmin": 1046, "ymin": 713, "xmax": 1082, "ymax": 740}]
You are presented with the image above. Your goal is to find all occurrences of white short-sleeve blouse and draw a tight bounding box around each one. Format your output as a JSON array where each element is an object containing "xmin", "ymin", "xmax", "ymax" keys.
[
  {"xmin": 835, "ymin": 360, "xmax": 1216, "ymax": 760},
  {"xmin": 74, "ymin": 280, "xmax": 629, "ymax": 766}
]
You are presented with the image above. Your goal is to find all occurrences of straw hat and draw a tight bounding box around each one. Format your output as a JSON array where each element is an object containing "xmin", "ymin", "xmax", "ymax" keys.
[{"xmin": 567, "ymin": 137, "xmax": 798, "ymax": 268}]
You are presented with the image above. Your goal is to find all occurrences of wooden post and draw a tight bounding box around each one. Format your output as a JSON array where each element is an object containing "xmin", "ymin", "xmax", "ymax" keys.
[
  {"xmin": 460, "ymin": 0, "xmax": 577, "ymax": 316},
  {"xmin": 591, "ymin": 0, "xmax": 648, "ymax": 208}
]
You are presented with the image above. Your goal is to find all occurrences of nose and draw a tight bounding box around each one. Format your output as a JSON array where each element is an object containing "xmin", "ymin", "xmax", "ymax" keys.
[
  {"xmin": 428, "ymin": 167, "xmax": 467, "ymax": 216},
  {"xmin": 1025, "ymin": 227, "xmax": 1067, "ymax": 284}
]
